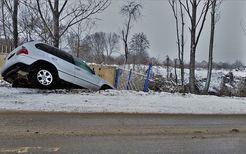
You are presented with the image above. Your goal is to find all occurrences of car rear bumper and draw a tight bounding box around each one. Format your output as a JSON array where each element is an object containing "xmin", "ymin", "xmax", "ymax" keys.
[{"xmin": 1, "ymin": 63, "xmax": 30, "ymax": 83}]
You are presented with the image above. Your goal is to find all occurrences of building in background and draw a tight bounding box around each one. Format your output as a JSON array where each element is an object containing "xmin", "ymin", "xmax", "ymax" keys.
[
  {"xmin": 0, "ymin": 38, "xmax": 13, "ymax": 54},
  {"xmin": 0, "ymin": 38, "xmax": 13, "ymax": 76}
]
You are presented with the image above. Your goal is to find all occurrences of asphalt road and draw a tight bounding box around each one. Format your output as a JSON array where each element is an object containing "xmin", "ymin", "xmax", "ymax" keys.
[{"xmin": 0, "ymin": 112, "xmax": 246, "ymax": 153}]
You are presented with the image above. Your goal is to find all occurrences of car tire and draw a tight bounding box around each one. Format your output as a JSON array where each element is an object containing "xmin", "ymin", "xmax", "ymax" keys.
[
  {"xmin": 31, "ymin": 66, "xmax": 57, "ymax": 89},
  {"xmin": 100, "ymin": 85, "xmax": 113, "ymax": 90}
]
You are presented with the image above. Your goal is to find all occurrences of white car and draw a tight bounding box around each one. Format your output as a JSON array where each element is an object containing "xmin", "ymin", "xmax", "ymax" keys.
[{"xmin": 1, "ymin": 41, "xmax": 113, "ymax": 90}]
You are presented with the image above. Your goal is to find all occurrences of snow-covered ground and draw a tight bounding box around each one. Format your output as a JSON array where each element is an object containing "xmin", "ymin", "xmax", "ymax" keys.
[
  {"xmin": 1, "ymin": 80, "xmax": 246, "ymax": 114},
  {"xmin": 152, "ymin": 66, "xmax": 246, "ymax": 91},
  {"xmin": 120, "ymin": 64, "xmax": 246, "ymax": 92}
]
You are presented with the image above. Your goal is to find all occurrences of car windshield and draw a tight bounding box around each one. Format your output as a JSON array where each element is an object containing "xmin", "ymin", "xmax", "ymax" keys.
[{"xmin": 73, "ymin": 57, "xmax": 94, "ymax": 74}]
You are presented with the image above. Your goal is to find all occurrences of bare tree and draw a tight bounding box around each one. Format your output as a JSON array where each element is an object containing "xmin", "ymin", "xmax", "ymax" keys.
[
  {"xmin": 204, "ymin": 0, "xmax": 222, "ymax": 94},
  {"xmin": 169, "ymin": 0, "xmax": 185, "ymax": 88},
  {"xmin": 67, "ymin": 20, "xmax": 94, "ymax": 58},
  {"xmin": 70, "ymin": 31, "xmax": 120, "ymax": 63},
  {"xmin": 2, "ymin": 0, "xmax": 44, "ymax": 45},
  {"xmin": 69, "ymin": 35, "xmax": 94, "ymax": 62},
  {"xmin": 85, "ymin": 32, "xmax": 106, "ymax": 63},
  {"xmin": 104, "ymin": 33, "xmax": 120, "ymax": 64},
  {"xmin": 18, "ymin": 0, "xmax": 54, "ymax": 43},
  {"xmin": 120, "ymin": 1, "xmax": 142, "ymax": 63},
  {"xmin": 34, "ymin": 0, "xmax": 110, "ymax": 47},
  {"xmin": 174, "ymin": 58, "xmax": 178, "ymax": 84},
  {"xmin": 129, "ymin": 32, "xmax": 150, "ymax": 65},
  {"xmin": 1, "ymin": 0, "xmax": 19, "ymax": 47},
  {"xmin": 180, "ymin": 0, "xmax": 211, "ymax": 93},
  {"xmin": 165, "ymin": 56, "xmax": 170, "ymax": 79},
  {"xmin": 12, "ymin": 0, "xmax": 18, "ymax": 47},
  {"xmin": 0, "ymin": 0, "xmax": 7, "ymax": 40}
]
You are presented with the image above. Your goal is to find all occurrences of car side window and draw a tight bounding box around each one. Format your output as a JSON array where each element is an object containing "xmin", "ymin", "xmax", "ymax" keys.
[
  {"xmin": 74, "ymin": 57, "xmax": 94, "ymax": 74},
  {"xmin": 35, "ymin": 43, "xmax": 75, "ymax": 64}
]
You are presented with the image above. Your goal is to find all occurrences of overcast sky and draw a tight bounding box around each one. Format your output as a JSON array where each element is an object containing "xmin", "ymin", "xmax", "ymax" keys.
[{"xmin": 94, "ymin": 0, "xmax": 246, "ymax": 64}]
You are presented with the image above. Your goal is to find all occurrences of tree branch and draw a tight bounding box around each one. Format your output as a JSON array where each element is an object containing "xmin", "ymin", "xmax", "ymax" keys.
[
  {"xmin": 59, "ymin": 0, "xmax": 68, "ymax": 16},
  {"xmin": 195, "ymin": 0, "xmax": 211, "ymax": 47},
  {"xmin": 36, "ymin": 0, "xmax": 54, "ymax": 38}
]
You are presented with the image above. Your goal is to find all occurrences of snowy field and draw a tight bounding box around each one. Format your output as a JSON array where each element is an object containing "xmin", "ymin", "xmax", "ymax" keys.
[
  {"xmin": 1, "ymin": 80, "xmax": 246, "ymax": 114},
  {"xmin": 121, "ymin": 64, "xmax": 246, "ymax": 93},
  {"xmin": 152, "ymin": 66, "xmax": 246, "ymax": 92}
]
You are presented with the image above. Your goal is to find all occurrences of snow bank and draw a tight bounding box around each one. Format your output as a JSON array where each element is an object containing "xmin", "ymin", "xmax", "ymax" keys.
[{"xmin": 1, "ymin": 86, "xmax": 246, "ymax": 114}]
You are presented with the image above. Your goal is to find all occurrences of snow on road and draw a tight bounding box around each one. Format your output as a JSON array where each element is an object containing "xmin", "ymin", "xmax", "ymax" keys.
[{"xmin": 0, "ymin": 81, "xmax": 246, "ymax": 114}]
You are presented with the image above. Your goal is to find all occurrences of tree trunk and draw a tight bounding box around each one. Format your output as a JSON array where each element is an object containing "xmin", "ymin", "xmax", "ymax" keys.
[
  {"xmin": 169, "ymin": 0, "xmax": 185, "ymax": 88},
  {"xmin": 180, "ymin": 61, "xmax": 184, "ymax": 85},
  {"xmin": 166, "ymin": 56, "xmax": 170, "ymax": 79},
  {"xmin": 174, "ymin": 59, "xmax": 178, "ymax": 84},
  {"xmin": 123, "ymin": 13, "xmax": 132, "ymax": 64},
  {"xmin": 180, "ymin": 1, "xmax": 185, "ymax": 88},
  {"xmin": 105, "ymin": 49, "xmax": 109, "ymax": 64},
  {"xmin": 12, "ymin": 0, "xmax": 18, "ymax": 48},
  {"xmin": 204, "ymin": 0, "xmax": 216, "ymax": 94},
  {"xmin": 124, "ymin": 41, "xmax": 128, "ymax": 63},
  {"xmin": 1, "ymin": 1, "xmax": 7, "ymax": 41},
  {"xmin": 189, "ymin": 0, "xmax": 197, "ymax": 93},
  {"xmin": 53, "ymin": 0, "xmax": 60, "ymax": 47},
  {"xmin": 76, "ymin": 36, "xmax": 80, "ymax": 57}
]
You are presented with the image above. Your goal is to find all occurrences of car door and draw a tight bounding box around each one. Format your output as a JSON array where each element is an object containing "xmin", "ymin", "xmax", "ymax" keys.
[
  {"xmin": 73, "ymin": 57, "xmax": 100, "ymax": 90},
  {"xmin": 35, "ymin": 43, "xmax": 76, "ymax": 85},
  {"xmin": 48, "ymin": 54, "xmax": 76, "ymax": 84}
]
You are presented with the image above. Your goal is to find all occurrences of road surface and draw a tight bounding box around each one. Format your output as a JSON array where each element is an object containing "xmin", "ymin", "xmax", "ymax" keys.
[{"xmin": 0, "ymin": 112, "xmax": 246, "ymax": 153}]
